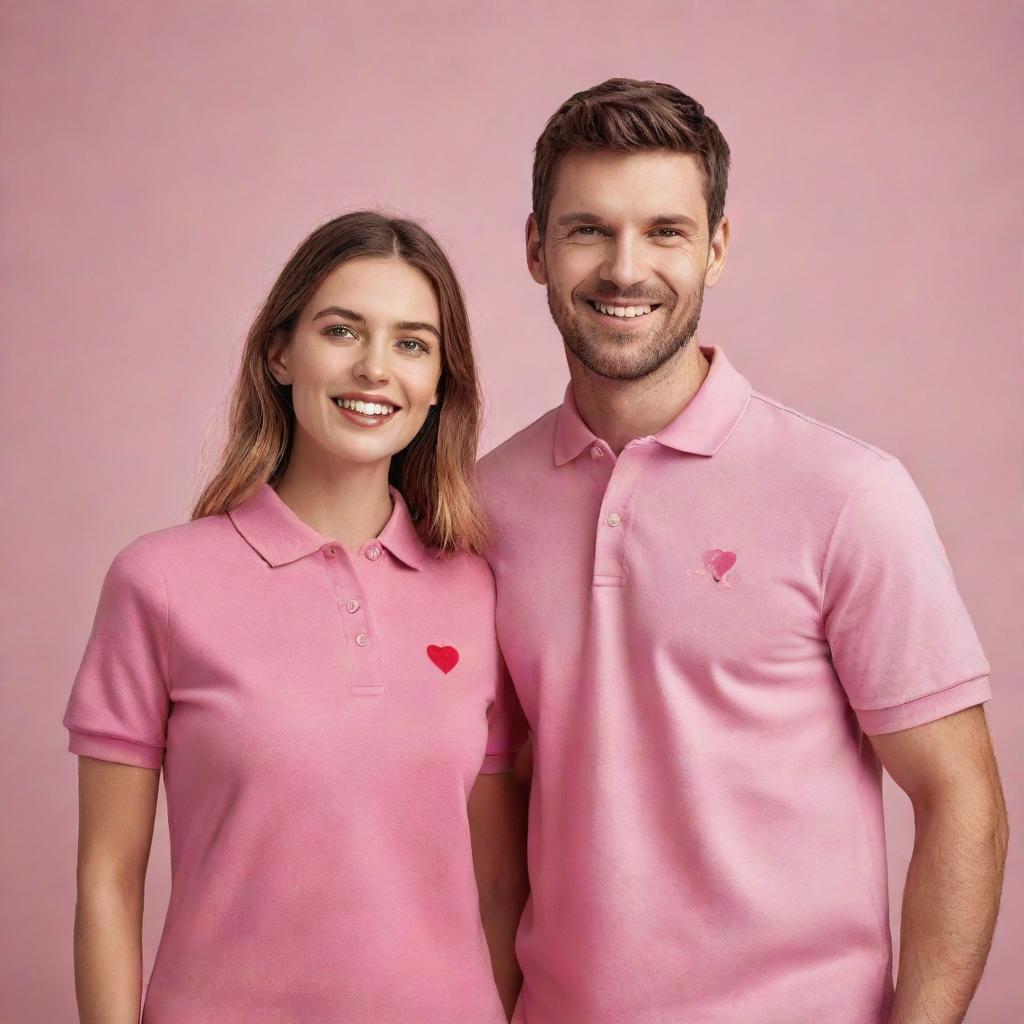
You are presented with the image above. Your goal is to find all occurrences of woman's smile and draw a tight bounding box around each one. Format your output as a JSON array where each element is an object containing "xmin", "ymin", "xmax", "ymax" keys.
[{"xmin": 332, "ymin": 393, "xmax": 401, "ymax": 427}]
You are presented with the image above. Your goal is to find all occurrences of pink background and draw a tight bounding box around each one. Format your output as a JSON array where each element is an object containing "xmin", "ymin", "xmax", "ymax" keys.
[{"xmin": 2, "ymin": 1, "xmax": 1021, "ymax": 1019}]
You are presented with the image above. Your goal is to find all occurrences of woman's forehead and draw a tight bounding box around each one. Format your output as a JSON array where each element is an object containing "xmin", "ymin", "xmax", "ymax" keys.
[{"xmin": 308, "ymin": 257, "xmax": 439, "ymax": 323}]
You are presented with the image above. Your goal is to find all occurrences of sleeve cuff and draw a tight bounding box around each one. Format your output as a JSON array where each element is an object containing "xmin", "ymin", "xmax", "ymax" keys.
[
  {"xmin": 67, "ymin": 729, "xmax": 165, "ymax": 769},
  {"xmin": 854, "ymin": 674, "xmax": 992, "ymax": 735},
  {"xmin": 479, "ymin": 751, "xmax": 518, "ymax": 775}
]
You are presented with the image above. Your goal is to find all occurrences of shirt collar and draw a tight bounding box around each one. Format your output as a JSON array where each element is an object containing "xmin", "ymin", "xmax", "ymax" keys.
[
  {"xmin": 552, "ymin": 344, "xmax": 751, "ymax": 466},
  {"xmin": 228, "ymin": 483, "xmax": 427, "ymax": 570}
]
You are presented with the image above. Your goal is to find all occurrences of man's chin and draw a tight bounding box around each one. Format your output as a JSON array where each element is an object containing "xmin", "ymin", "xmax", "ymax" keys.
[
  {"xmin": 564, "ymin": 326, "xmax": 700, "ymax": 382},
  {"xmin": 566, "ymin": 343, "xmax": 662, "ymax": 382}
]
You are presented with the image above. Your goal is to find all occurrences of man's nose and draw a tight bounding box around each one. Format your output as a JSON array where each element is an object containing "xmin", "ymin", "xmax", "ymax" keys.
[{"xmin": 599, "ymin": 234, "xmax": 650, "ymax": 292}]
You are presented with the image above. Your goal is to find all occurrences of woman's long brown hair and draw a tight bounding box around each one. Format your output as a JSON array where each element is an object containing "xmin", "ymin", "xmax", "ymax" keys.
[{"xmin": 191, "ymin": 210, "xmax": 488, "ymax": 554}]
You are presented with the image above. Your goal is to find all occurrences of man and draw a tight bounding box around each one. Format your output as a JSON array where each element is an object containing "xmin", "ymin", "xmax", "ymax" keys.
[{"xmin": 478, "ymin": 78, "xmax": 1008, "ymax": 1024}]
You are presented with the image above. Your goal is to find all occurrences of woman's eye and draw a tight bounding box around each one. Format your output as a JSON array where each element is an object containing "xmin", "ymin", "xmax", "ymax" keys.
[
  {"xmin": 325, "ymin": 325, "xmax": 356, "ymax": 338},
  {"xmin": 397, "ymin": 338, "xmax": 427, "ymax": 353}
]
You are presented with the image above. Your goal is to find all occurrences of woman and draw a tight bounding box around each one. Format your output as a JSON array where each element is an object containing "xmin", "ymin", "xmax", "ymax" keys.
[{"xmin": 63, "ymin": 211, "xmax": 529, "ymax": 1023}]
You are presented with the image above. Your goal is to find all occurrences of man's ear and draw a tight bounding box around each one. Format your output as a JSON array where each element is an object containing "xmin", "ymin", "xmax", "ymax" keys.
[
  {"xmin": 704, "ymin": 213, "xmax": 730, "ymax": 287},
  {"xmin": 267, "ymin": 330, "xmax": 292, "ymax": 386},
  {"xmin": 526, "ymin": 212, "xmax": 547, "ymax": 285}
]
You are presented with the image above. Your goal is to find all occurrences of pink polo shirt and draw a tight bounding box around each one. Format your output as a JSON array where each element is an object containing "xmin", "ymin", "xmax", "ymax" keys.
[
  {"xmin": 478, "ymin": 345, "xmax": 991, "ymax": 1024},
  {"xmin": 63, "ymin": 483, "xmax": 525, "ymax": 1024}
]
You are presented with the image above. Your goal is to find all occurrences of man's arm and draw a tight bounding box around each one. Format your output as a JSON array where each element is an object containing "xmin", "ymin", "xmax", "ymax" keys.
[
  {"xmin": 468, "ymin": 771, "xmax": 530, "ymax": 1020},
  {"xmin": 869, "ymin": 704, "xmax": 1008, "ymax": 1024}
]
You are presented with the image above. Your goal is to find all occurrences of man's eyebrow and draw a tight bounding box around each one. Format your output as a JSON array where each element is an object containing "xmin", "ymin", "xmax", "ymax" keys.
[
  {"xmin": 555, "ymin": 212, "xmax": 605, "ymax": 227},
  {"xmin": 648, "ymin": 213, "xmax": 700, "ymax": 231},
  {"xmin": 555, "ymin": 211, "xmax": 700, "ymax": 231},
  {"xmin": 312, "ymin": 306, "xmax": 441, "ymax": 342}
]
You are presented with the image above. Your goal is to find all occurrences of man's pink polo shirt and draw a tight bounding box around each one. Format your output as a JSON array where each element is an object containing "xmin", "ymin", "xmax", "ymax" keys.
[
  {"xmin": 477, "ymin": 345, "xmax": 991, "ymax": 1024},
  {"xmin": 63, "ymin": 483, "xmax": 525, "ymax": 1024}
]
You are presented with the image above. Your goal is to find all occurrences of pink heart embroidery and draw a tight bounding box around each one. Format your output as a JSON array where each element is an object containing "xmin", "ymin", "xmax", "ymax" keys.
[
  {"xmin": 704, "ymin": 549, "xmax": 737, "ymax": 581},
  {"xmin": 427, "ymin": 645, "xmax": 459, "ymax": 674}
]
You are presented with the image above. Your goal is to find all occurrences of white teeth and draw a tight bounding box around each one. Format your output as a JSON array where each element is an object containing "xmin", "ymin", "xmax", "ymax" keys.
[
  {"xmin": 335, "ymin": 398, "xmax": 395, "ymax": 416},
  {"xmin": 594, "ymin": 302, "xmax": 654, "ymax": 318}
]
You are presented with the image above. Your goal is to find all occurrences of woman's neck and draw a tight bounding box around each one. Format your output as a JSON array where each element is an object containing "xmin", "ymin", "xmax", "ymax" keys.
[{"xmin": 272, "ymin": 442, "xmax": 394, "ymax": 554}]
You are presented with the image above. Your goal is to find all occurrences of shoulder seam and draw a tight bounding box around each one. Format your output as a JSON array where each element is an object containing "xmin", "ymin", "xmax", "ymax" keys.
[
  {"xmin": 134, "ymin": 535, "xmax": 172, "ymax": 695},
  {"xmin": 749, "ymin": 391, "xmax": 890, "ymax": 458},
  {"xmin": 818, "ymin": 453, "xmax": 891, "ymax": 627}
]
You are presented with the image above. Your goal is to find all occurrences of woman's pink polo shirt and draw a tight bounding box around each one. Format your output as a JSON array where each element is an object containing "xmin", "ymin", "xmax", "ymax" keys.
[
  {"xmin": 63, "ymin": 483, "xmax": 526, "ymax": 1024},
  {"xmin": 478, "ymin": 345, "xmax": 992, "ymax": 1024}
]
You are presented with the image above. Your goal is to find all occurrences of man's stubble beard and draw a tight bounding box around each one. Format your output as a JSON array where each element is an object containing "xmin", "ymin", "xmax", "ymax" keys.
[{"xmin": 547, "ymin": 282, "xmax": 705, "ymax": 382}]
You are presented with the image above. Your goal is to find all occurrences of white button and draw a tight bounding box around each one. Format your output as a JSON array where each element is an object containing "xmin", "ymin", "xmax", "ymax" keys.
[
  {"xmin": 366, "ymin": 546, "xmax": 381, "ymax": 561},
  {"xmin": 346, "ymin": 599, "xmax": 359, "ymax": 613},
  {"xmin": 355, "ymin": 633, "xmax": 369, "ymax": 647},
  {"xmin": 606, "ymin": 512, "xmax": 621, "ymax": 527},
  {"xmin": 590, "ymin": 445, "xmax": 604, "ymax": 459}
]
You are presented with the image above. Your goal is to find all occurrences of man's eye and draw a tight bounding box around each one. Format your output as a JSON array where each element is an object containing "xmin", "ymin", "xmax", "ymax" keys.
[
  {"xmin": 325, "ymin": 325, "xmax": 356, "ymax": 338},
  {"xmin": 570, "ymin": 226, "xmax": 603, "ymax": 236},
  {"xmin": 654, "ymin": 228, "xmax": 681, "ymax": 237}
]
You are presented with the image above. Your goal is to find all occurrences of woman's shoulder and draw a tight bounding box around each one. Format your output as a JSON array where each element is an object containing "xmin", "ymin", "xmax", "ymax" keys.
[{"xmin": 103, "ymin": 512, "xmax": 237, "ymax": 584}]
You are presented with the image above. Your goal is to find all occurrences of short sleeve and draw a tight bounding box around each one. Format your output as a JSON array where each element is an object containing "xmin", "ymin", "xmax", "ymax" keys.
[
  {"xmin": 822, "ymin": 455, "xmax": 991, "ymax": 735},
  {"xmin": 63, "ymin": 537, "xmax": 171, "ymax": 769},
  {"xmin": 480, "ymin": 663, "xmax": 530, "ymax": 775}
]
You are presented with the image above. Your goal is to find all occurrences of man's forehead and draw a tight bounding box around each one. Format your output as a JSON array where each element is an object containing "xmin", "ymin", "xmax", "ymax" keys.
[{"xmin": 549, "ymin": 148, "xmax": 705, "ymax": 219}]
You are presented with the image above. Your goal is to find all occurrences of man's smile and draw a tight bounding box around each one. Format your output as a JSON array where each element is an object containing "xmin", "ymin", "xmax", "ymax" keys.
[
  {"xmin": 584, "ymin": 298, "xmax": 664, "ymax": 326},
  {"xmin": 586, "ymin": 299, "xmax": 661, "ymax": 318}
]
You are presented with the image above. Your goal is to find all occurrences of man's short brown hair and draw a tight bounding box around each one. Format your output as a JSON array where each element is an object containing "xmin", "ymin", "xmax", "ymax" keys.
[{"xmin": 532, "ymin": 78, "xmax": 731, "ymax": 240}]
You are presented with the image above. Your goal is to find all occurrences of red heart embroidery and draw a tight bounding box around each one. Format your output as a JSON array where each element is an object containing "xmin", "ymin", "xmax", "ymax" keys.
[
  {"xmin": 705, "ymin": 549, "xmax": 737, "ymax": 581},
  {"xmin": 427, "ymin": 645, "xmax": 459, "ymax": 674}
]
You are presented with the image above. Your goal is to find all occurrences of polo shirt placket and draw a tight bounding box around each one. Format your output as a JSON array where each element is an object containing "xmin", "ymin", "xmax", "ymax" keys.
[
  {"xmin": 321, "ymin": 539, "xmax": 385, "ymax": 694},
  {"xmin": 588, "ymin": 438, "xmax": 657, "ymax": 587}
]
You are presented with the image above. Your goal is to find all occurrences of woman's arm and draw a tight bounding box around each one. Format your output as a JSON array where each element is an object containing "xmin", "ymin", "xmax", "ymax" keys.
[
  {"xmin": 74, "ymin": 756, "xmax": 160, "ymax": 1024},
  {"xmin": 468, "ymin": 770, "xmax": 530, "ymax": 1021}
]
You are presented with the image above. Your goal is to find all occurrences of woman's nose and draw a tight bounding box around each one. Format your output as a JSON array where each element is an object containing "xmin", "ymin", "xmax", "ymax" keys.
[{"xmin": 352, "ymin": 342, "xmax": 390, "ymax": 384}]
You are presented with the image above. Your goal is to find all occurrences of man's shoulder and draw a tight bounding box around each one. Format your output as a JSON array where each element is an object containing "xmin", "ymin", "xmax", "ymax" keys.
[
  {"xmin": 744, "ymin": 388, "xmax": 896, "ymax": 486},
  {"xmin": 478, "ymin": 406, "xmax": 560, "ymax": 484}
]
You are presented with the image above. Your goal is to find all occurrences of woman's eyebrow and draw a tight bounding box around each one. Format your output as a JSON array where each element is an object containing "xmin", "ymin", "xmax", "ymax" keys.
[
  {"xmin": 313, "ymin": 305, "xmax": 365, "ymax": 322},
  {"xmin": 312, "ymin": 306, "xmax": 440, "ymax": 341},
  {"xmin": 396, "ymin": 321, "xmax": 441, "ymax": 342}
]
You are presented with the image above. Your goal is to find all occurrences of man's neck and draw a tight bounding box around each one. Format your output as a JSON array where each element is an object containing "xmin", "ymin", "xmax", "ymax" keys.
[{"xmin": 568, "ymin": 342, "xmax": 711, "ymax": 455}]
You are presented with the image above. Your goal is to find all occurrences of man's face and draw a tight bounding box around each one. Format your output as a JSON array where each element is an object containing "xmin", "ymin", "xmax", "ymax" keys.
[{"xmin": 526, "ymin": 148, "xmax": 728, "ymax": 381}]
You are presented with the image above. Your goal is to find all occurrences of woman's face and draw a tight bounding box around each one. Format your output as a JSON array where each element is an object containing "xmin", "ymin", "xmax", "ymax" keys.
[{"xmin": 269, "ymin": 256, "xmax": 443, "ymax": 470}]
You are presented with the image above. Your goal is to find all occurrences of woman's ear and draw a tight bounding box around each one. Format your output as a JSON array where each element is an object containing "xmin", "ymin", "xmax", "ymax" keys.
[{"xmin": 267, "ymin": 330, "xmax": 292, "ymax": 386}]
